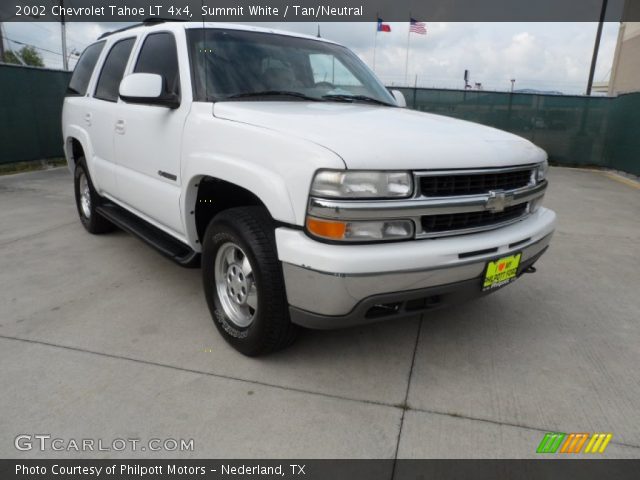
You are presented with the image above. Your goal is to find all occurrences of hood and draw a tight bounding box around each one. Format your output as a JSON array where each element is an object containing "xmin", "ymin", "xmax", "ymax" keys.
[{"xmin": 213, "ymin": 102, "xmax": 546, "ymax": 170}]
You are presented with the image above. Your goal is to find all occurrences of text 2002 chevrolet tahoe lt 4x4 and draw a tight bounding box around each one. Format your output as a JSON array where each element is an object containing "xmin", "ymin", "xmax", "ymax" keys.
[{"xmin": 62, "ymin": 22, "xmax": 556, "ymax": 356}]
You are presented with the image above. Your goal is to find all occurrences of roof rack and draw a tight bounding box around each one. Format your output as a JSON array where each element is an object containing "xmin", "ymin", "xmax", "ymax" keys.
[{"xmin": 98, "ymin": 18, "xmax": 186, "ymax": 40}]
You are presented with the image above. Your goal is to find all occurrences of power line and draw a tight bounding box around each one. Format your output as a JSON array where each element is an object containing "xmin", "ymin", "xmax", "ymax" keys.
[
  {"xmin": 24, "ymin": 21, "xmax": 86, "ymax": 49},
  {"xmin": 0, "ymin": 35, "xmax": 63, "ymax": 57}
]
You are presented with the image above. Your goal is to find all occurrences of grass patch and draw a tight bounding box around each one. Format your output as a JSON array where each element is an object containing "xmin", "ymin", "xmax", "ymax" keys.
[{"xmin": 0, "ymin": 158, "xmax": 67, "ymax": 176}]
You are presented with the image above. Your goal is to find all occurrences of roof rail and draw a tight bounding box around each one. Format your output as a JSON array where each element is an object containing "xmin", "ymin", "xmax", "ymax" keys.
[
  {"xmin": 98, "ymin": 18, "xmax": 187, "ymax": 40},
  {"xmin": 142, "ymin": 18, "xmax": 187, "ymax": 25},
  {"xmin": 98, "ymin": 23, "xmax": 142, "ymax": 40}
]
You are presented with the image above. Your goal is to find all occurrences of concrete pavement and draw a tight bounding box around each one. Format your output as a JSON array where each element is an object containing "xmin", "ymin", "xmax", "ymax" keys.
[{"xmin": 1, "ymin": 166, "xmax": 639, "ymax": 459}]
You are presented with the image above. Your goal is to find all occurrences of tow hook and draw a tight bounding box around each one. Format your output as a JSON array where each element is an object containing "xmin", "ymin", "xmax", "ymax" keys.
[{"xmin": 524, "ymin": 266, "xmax": 537, "ymax": 274}]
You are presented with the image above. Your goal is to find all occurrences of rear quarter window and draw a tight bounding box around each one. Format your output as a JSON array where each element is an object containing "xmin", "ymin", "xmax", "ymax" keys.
[{"xmin": 67, "ymin": 41, "xmax": 105, "ymax": 96}]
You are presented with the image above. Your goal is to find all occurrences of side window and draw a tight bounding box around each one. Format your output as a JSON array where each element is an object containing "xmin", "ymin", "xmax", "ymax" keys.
[
  {"xmin": 134, "ymin": 33, "xmax": 180, "ymax": 96},
  {"xmin": 94, "ymin": 38, "xmax": 135, "ymax": 102},
  {"xmin": 67, "ymin": 41, "xmax": 105, "ymax": 96}
]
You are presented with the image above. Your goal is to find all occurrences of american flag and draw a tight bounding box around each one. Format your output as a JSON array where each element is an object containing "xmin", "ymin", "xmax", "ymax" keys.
[{"xmin": 410, "ymin": 18, "xmax": 427, "ymax": 35}]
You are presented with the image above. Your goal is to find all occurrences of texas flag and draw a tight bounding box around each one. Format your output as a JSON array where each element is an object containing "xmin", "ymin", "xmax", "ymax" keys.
[{"xmin": 377, "ymin": 18, "xmax": 391, "ymax": 32}]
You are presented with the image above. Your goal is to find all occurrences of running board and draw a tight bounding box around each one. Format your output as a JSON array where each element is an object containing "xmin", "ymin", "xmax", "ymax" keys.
[{"xmin": 96, "ymin": 202, "xmax": 200, "ymax": 268}]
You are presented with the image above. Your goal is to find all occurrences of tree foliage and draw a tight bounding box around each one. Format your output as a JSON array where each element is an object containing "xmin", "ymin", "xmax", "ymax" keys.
[{"xmin": 2, "ymin": 45, "xmax": 45, "ymax": 67}]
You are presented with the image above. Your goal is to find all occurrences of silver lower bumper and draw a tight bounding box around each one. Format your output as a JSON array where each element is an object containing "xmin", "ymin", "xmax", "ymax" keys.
[{"xmin": 283, "ymin": 233, "xmax": 552, "ymax": 323}]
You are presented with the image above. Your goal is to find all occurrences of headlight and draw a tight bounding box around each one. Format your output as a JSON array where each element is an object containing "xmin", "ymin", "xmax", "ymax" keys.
[
  {"xmin": 306, "ymin": 217, "xmax": 414, "ymax": 242},
  {"xmin": 310, "ymin": 170, "xmax": 413, "ymax": 199},
  {"xmin": 536, "ymin": 159, "xmax": 549, "ymax": 182}
]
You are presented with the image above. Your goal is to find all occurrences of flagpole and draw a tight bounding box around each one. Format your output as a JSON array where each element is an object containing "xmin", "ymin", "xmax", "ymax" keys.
[
  {"xmin": 404, "ymin": 13, "xmax": 412, "ymax": 85},
  {"xmin": 373, "ymin": 14, "xmax": 379, "ymax": 72}
]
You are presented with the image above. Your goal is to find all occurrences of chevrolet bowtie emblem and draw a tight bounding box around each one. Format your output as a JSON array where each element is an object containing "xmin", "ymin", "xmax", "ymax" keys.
[{"xmin": 485, "ymin": 190, "xmax": 514, "ymax": 213}]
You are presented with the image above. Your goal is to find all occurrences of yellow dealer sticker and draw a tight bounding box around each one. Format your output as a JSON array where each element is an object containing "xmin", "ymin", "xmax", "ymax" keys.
[{"xmin": 483, "ymin": 253, "xmax": 522, "ymax": 291}]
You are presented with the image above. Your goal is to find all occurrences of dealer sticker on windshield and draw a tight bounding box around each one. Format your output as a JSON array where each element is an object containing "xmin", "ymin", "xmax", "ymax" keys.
[{"xmin": 483, "ymin": 253, "xmax": 522, "ymax": 291}]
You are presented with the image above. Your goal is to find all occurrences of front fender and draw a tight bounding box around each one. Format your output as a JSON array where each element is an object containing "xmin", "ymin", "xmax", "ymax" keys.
[{"xmin": 180, "ymin": 105, "xmax": 345, "ymax": 246}]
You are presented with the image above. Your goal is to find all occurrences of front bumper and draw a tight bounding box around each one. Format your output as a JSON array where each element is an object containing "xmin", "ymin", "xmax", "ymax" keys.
[
  {"xmin": 276, "ymin": 207, "xmax": 556, "ymax": 328},
  {"xmin": 289, "ymin": 246, "xmax": 547, "ymax": 329}
]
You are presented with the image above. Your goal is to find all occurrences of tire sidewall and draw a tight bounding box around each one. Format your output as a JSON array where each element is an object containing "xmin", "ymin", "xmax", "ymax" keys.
[
  {"xmin": 74, "ymin": 160, "xmax": 93, "ymax": 230},
  {"xmin": 202, "ymin": 220, "xmax": 272, "ymax": 353}
]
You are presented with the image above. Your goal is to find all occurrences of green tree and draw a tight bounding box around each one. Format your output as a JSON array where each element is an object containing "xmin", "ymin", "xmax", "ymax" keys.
[{"xmin": 3, "ymin": 45, "xmax": 45, "ymax": 67}]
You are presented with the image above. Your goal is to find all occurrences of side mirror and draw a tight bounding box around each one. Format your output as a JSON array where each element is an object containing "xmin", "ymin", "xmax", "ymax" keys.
[
  {"xmin": 119, "ymin": 73, "xmax": 180, "ymax": 109},
  {"xmin": 391, "ymin": 90, "xmax": 407, "ymax": 108}
]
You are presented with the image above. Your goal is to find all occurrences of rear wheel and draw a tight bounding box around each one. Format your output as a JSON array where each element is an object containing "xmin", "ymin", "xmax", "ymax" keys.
[
  {"xmin": 74, "ymin": 159, "xmax": 115, "ymax": 234},
  {"xmin": 202, "ymin": 206, "xmax": 298, "ymax": 356}
]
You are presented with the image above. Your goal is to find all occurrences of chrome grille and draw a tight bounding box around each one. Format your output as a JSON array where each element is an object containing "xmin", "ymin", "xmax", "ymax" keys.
[
  {"xmin": 307, "ymin": 164, "xmax": 547, "ymax": 241},
  {"xmin": 420, "ymin": 169, "xmax": 533, "ymax": 197},
  {"xmin": 421, "ymin": 204, "xmax": 528, "ymax": 234}
]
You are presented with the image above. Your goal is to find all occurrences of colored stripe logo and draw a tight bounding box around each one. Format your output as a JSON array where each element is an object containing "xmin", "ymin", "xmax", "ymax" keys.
[{"xmin": 537, "ymin": 433, "xmax": 612, "ymax": 454}]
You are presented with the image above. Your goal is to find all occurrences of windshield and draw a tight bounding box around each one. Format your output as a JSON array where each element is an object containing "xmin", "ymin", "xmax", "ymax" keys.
[{"xmin": 186, "ymin": 28, "xmax": 395, "ymax": 105}]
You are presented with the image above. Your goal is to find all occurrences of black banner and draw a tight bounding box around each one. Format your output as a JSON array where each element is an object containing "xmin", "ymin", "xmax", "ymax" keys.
[
  {"xmin": 2, "ymin": 460, "xmax": 640, "ymax": 480},
  {"xmin": 1, "ymin": 0, "xmax": 639, "ymax": 22}
]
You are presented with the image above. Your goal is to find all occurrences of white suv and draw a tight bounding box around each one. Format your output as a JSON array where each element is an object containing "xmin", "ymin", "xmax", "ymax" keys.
[{"xmin": 62, "ymin": 22, "xmax": 556, "ymax": 356}]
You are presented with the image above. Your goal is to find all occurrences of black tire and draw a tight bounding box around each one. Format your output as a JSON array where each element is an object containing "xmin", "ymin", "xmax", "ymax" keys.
[
  {"xmin": 201, "ymin": 206, "xmax": 298, "ymax": 356},
  {"xmin": 74, "ymin": 158, "xmax": 116, "ymax": 234}
]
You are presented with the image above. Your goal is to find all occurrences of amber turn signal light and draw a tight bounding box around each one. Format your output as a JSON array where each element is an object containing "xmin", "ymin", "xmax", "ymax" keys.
[{"xmin": 306, "ymin": 217, "xmax": 347, "ymax": 240}]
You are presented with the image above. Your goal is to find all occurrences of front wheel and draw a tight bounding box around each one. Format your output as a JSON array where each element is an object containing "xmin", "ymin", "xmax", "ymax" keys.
[
  {"xmin": 201, "ymin": 207, "xmax": 298, "ymax": 356},
  {"xmin": 73, "ymin": 159, "xmax": 115, "ymax": 234}
]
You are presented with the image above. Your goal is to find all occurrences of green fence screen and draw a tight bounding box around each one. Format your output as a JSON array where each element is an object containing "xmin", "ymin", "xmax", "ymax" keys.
[
  {"xmin": 0, "ymin": 64, "xmax": 638, "ymax": 176},
  {"xmin": 397, "ymin": 87, "xmax": 640, "ymax": 176},
  {"xmin": 0, "ymin": 64, "xmax": 71, "ymax": 164}
]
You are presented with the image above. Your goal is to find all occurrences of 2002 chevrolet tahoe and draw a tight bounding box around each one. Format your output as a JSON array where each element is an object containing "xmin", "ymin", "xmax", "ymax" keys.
[{"xmin": 62, "ymin": 22, "xmax": 556, "ymax": 356}]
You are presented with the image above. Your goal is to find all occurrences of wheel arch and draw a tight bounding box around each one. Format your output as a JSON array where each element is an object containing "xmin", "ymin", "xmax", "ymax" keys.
[
  {"xmin": 64, "ymin": 127, "xmax": 93, "ymax": 173},
  {"xmin": 182, "ymin": 174, "xmax": 295, "ymax": 248}
]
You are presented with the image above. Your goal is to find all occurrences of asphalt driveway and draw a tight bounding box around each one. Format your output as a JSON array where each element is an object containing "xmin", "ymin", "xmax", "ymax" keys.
[{"xmin": 1, "ymin": 166, "xmax": 639, "ymax": 459}]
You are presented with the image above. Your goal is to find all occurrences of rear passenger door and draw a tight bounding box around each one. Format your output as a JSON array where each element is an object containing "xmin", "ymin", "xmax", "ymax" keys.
[
  {"xmin": 113, "ymin": 31, "xmax": 188, "ymax": 237},
  {"xmin": 86, "ymin": 37, "xmax": 136, "ymax": 197}
]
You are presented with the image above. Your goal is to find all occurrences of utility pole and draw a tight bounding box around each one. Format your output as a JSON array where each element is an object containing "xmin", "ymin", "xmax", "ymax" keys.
[
  {"xmin": 586, "ymin": 0, "xmax": 608, "ymax": 95},
  {"xmin": 0, "ymin": 22, "xmax": 6, "ymax": 62},
  {"xmin": 59, "ymin": 0, "xmax": 68, "ymax": 70},
  {"xmin": 510, "ymin": 78, "xmax": 516, "ymax": 92}
]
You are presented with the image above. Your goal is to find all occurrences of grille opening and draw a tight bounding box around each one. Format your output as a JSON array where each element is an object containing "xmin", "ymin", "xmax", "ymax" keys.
[
  {"xmin": 420, "ymin": 169, "xmax": 533, "ymax": 197},
  {"xmin": 365, "ymin": 297, "xmax": 442, "ymax": 319},
  {"xmin": 421, "ymin": 203, "xmax": 528, "ymax": 233},
  {"xmin": 509, "ymin": 237, "xmax": 531, "ymax": 249},
  {"xmin": 405, "ymin": 296, "xmax": 441, "ymax": 311},
  {"xmin": 365, "ymin": 302, "xmax": 401, "ymax": 319},
  {"xmin": 459, "ymin": 247, "xmax": 499, "ymax": 259}
]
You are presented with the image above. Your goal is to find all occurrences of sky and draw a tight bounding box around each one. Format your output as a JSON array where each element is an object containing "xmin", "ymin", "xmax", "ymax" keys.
[{"xmin": 1, "ymin": 21, "xmax": 620, "ymax": 94}]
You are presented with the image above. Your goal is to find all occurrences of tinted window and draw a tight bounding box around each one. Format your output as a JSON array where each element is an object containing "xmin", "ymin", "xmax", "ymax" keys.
[
  {"xmin": 67, "ymin": 41, "xmax": 105, "ymax": 96},
  {"xmin": 134, "ymin": 33, "xmax": 180, "ymax": 96},
  {"xmin": 95, "ymin": 38, "xmax": 135, "ymax": 102},
  {"xmin": 186, "ymin": 29, "xmax": 394, "ymax": 105}
]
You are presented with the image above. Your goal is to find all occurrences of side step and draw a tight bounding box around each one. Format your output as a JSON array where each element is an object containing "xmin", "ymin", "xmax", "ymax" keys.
[{"xmin": 96, "ymin": 202, "xmax": 200, "ymax": 268}]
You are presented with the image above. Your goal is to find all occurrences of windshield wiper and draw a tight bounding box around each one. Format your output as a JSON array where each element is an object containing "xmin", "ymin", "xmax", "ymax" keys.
[
  {"xmin": 321, "ymin": 94, "xmax": 394, "ymax": 106},
  {"xmin": 225, "ymin": 91, "xmax": 320, "ymax": 101}
]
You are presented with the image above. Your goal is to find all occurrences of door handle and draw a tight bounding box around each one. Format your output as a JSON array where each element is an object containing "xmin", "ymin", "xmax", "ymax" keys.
[
  {"xmin": 115, "ymin": 119, "xmax": 126, "ymax": 135},
  {"xmin": 84, "ymin": 113, "xmax": 92, "ymax": 126}
]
